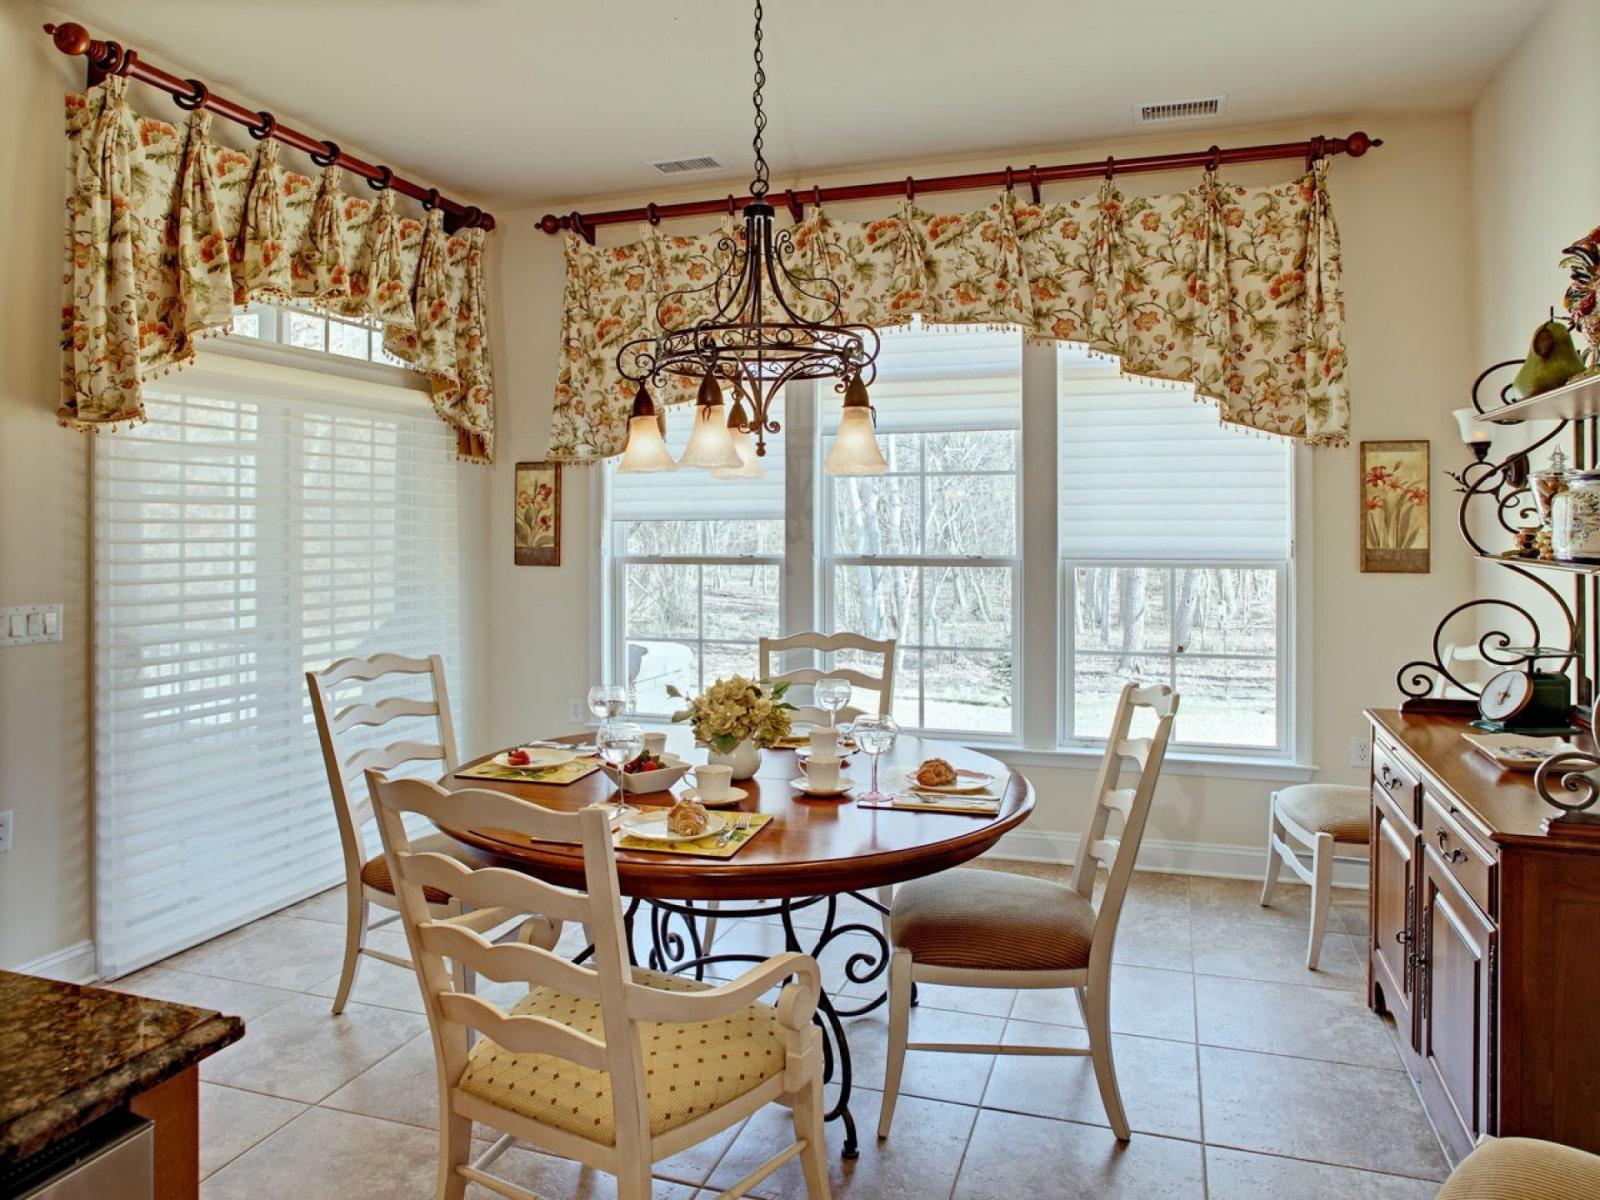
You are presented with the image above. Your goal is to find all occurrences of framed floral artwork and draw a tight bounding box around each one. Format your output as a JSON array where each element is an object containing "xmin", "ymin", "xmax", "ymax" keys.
[
  {"xmin": 1360, "ymin": 440, "xmax": 1430, "ymax": 573},
  {"xmin": 514, "ymin": 462, "xmax": 561, "ymax": 566}
]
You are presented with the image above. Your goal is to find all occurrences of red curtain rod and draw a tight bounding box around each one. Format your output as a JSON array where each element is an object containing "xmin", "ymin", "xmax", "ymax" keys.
[
  {"xmin": 43, "ymin": 21, "xmax": 494, "ymax": 232},
  {"xmin": 539, "ymin": 130, "xmax": 1380, "ymax": 243}
]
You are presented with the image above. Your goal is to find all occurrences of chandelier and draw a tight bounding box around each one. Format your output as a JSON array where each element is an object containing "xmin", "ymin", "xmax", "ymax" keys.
[{"xmin": 615, "ymin": 0, "xmax": 886, "ymax": 478}]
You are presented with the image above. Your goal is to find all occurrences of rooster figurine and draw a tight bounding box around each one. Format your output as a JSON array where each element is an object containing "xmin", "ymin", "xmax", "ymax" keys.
[{"xmin": 1562, "ymin": 224, "xmax": 1600, "ymax": 378}]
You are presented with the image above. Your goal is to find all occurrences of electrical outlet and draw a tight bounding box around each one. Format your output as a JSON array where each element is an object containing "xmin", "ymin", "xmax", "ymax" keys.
[
  {"xmin": 1349, "ymin": 735, "xmax": 1371, "ymax": 770},
  {"xmin": 568, "ymin": 696, "xmax": 585, "ymax": 723},
  {"xmin": 0, "ymin": 810, "xmax": 12, "ymax": 854}
]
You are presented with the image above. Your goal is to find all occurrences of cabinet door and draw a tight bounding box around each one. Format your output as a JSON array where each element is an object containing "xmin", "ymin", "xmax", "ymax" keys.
[
  {"xmin": 1370, "ymin": 789, "xmax": 1416, "ymax": 1032},
  {"xmin": 1420, "ymin": 851, "xmax": 1496, "ymax": 1153}
]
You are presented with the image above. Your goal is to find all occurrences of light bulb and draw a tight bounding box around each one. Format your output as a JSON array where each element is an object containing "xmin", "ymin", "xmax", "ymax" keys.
[
  {"xmin": 825, "ymin": 375, "xmax": 887, "ymax": 476},
  {"xmin": 679, "ymin": 374, "xmax": 742, "ymax": 471}
]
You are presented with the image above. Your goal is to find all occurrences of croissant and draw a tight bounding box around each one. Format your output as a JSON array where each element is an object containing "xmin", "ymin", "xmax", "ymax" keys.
[
  {"xmin": 913, "ymin": 757, "xmax": 958, "ymax": 787},
  {"xmin": 667, "ymin": 797, "xmax": 711, "ymax": 837}
]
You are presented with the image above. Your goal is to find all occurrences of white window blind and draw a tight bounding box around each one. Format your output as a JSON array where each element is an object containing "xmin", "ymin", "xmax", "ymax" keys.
[
  {"xmin": 609, "ymin": 416, "xmax": 786, "ymax": 522},
  {"xmin": 1058, "ymin": 353, "xmax": 1291, "ymax": 561},
  {"xmin": 93, "ymin": 369, "xmax": 461, "ymax": 976}
]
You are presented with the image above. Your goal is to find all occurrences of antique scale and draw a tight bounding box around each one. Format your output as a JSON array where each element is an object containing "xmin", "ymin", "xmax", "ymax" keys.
[{"xmin": 1472, "ymin": 650, "xmax": 1581, "ymax": 735}]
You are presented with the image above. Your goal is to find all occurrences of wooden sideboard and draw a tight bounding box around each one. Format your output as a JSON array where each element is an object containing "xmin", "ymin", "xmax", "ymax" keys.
[{"xmin": 1365, "ymin": 707, "xmax": 1600, "ymax": 1166}]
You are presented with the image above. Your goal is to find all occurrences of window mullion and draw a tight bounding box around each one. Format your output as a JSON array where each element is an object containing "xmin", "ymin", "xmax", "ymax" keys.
[{"xmin": 1019, "ymin": 339, "xmax": 1058, "ymax": 748}]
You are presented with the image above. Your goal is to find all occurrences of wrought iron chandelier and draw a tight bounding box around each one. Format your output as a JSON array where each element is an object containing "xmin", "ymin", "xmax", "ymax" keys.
[{"xmin": 615, "ymin": 0, "xmax": 885, "ymax": 477}]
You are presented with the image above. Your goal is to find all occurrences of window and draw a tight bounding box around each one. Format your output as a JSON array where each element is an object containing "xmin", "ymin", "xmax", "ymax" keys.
[
  {"xmin": 1058, "ymin": 348, "xmax": 1293, "ymax": 752},
  {"xmin": 607, "ymin": 419, "xmax": 786, "ymax": 716},
  {"xmin": 599, "ymin": 328, "xmax": 1300, "ymax": 756},
  {"xmin": 231, "ymin": 303, "xmax": 407, "ymax": 367},
  {"xmin": 93, "ymin": 366, "xmax": 461, "ymax": 975},
  {"xmin": 821, "ymin": 328, "xmax": 1021, "ymax": 734}
]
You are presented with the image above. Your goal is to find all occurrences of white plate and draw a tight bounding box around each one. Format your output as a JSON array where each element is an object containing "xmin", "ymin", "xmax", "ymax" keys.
[
  {"xmin": 492, "ymin": 747, "xmax": 577, "ymax": 771},
  {"xmin": 902, "ymin": 767, "xmax": 995, "ymax": 795},
  {"xmin": 795, "ymin": 744, "xmax": 856, "ymax": 762},
  {"xmin": 618, "ymin": 808, "xmax": 730, "ymax": 842},
  {"xmin": 790, "ymin": 776, "xmax": 852, "ymax": 798},
  {"xmin": 678, "ymin": 785, "xmax": 748, "ymax": 809}
]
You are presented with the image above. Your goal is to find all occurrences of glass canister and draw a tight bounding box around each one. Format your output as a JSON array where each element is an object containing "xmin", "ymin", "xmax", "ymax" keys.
[
  {"xmin": 1552, "ymin": 470, "xmax": 1600, "ymax": 562},
  {"xmin": 1532, "ymin": 447, "xmax": 1571, "ymax": 526}
]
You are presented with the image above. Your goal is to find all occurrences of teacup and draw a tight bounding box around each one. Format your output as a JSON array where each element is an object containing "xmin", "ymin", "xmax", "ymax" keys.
[
  {"xmin": 693, "ymin": 763, "xmax": 733, "ymax": 802},
  {"xmin": 642, "ymin": 731, "xmax": 668, "ymax": 757},
  {"xmin": 805, "ymin": 756, "xmax": 843, "ymax": 791},
  {"xmin": 809, "ymin": 727, "xmax": 840, "ymax": 758}
]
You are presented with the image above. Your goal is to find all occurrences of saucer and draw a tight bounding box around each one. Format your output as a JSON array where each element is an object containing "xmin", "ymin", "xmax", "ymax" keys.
[
  {"xmin": 678, "ymin": 785, "xmax": 748, "ymax": 808},
  {"xmin": 790, "ymin": 776, "xmax": 852, "ymax": 798}
]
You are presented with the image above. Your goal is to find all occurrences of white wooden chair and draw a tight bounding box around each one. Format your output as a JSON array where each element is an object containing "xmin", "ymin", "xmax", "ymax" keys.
[
  {"xmin": 877, "ymin": 682, "xmax": 1179, "ymax": 1143},
  {"xmin": 1259, "ymin": 784, "xmax": 1371, "ymax": 969},
  {"xmin": 307, "ymin": 652, "xmax": 470, "ymax": 1014},
  {"xmin": 366, "ymin": 772, "xmax": 831, "ymax": 1200},
  {"xmin": 758, "ymin": 631, "xmax": 896, "ymax": 726}
]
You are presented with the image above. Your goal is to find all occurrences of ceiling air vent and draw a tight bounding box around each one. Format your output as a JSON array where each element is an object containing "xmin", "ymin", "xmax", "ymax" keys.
[
  {"xmin": 1134, "ymin": 95, "xmax": 1227, "ymax": 125},
  {"xmin": 647, "ymin": 155, "xmax": 724, "ymax": 176}
]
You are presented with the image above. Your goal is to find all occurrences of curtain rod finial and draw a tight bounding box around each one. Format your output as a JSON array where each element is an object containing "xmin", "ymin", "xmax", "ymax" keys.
[
  {"xmin": 47, "ymin": 21, "xmax": 91, "ymax": 55},
  {"xmin": 1345, "ymin": 131, "xmax": 1379, "ymax": 157}
]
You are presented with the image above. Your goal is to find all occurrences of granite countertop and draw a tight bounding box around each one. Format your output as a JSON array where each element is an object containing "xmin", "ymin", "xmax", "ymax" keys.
[{"xmin": 0, "ymin": 971, "xmax": 243, "ymax": 1165}]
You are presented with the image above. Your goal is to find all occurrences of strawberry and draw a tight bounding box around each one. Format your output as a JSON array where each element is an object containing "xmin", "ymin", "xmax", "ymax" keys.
[{"xmin": 506, "ymin": 747, "xmax": 532, "ymax": 767}]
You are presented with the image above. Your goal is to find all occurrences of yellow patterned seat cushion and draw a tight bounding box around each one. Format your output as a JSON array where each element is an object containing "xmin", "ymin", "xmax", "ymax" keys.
[
  {"xmin": 1277, "ymin": 784, "xmax": 1370, "ymax": 844},
  {"xmin": 1437, "ymin": 1136, "xmax": 1600, "ymax": 1199},
  {"xmin": 456, "ymin": 968, "xmax": 785, "ymax": 1145}
]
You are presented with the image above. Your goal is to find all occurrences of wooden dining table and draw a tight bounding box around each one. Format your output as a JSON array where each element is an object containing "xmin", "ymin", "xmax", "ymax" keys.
[{"xmin": 440, "ymin": 725, "xmax": 1034, "ymax": 1157}]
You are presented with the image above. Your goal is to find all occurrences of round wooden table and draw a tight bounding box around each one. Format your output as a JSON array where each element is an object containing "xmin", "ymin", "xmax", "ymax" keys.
[{"xmin": 442, "ymin": 727, "xmax": 1034, "ymax": 1157}]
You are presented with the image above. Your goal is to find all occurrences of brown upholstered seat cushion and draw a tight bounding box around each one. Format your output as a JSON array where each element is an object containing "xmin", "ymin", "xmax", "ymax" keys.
[
  {"xmin": 889, "ymin": 868, "xmax": 1097, "ymax": 971},
  {"xmin": 359, "ymin": 832, "xmax": 464, "ymax": 905},
  {"xmin": 1277, "ymin": 784, "xmax": 1370, "ymax": 844},
  {"xmin": 1437, "ymin": 1136, "xmax": 1600, "ymax": 1200}
]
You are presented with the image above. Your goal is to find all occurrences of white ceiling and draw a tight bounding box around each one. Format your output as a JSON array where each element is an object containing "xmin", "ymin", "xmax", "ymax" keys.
[{"xmin": 42, "ymin": 0, "xmax": 1547, "ymax": 208}]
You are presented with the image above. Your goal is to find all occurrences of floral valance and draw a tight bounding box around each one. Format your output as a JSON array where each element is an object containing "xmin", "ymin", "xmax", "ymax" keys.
[
  {"xmin": 549, "ymin": 163, "xmax": 1346, "ymax": 460},
  {"xmin": 59, "ymin": 77, "xmax": 496, "ymax": 462}
]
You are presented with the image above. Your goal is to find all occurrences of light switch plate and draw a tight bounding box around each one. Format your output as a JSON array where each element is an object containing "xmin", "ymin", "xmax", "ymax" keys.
[{"xmin": 0, "ymin": 605, "xmax": 63, "ymax": 647}]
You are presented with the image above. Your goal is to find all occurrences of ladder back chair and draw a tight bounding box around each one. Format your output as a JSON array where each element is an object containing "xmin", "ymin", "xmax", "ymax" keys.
[
  {"xmin": 758, "ymin": 631, "xmax": 896, "ymax": 726},
  {"xmin": 877, "ymin": 681, "xmax": 1180, "ymax": 1143},
  {"xmin": 307, "ymin": 652, "xmax": 469, "ymax": 1014},
  {"xmin": 1259, "ymin": 783, "xmax": 1371, "ymax": 969},
  {"xmin": 366, "ymin": 772, "xmax": 831, "ymax": 1200}
]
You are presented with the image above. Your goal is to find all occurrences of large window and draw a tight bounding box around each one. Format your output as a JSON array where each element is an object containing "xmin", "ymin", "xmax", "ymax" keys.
[
  {"xmin": 822, "ymin": 328, "xmax": 1021, "ymax": 734},
  {"xmin": 93, "ymin": 366, "xmax": 460, "ymax": 975},
  {"xmin": 230, "ymin": 303, "xmax": 406, "ymax": 367},
  {"xmin": 1058, "ymin": 349, "xmax": 1292, "ymax": 751},
  {"xmin": 608, "ymin": 420, "xmax": 786, "ymax": 715},
  {"xmin": 600, "ymin": 327, "xmax": 1299, "ymax": 756}
]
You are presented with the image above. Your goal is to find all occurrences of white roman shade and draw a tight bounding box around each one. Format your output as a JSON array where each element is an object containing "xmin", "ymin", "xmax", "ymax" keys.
[
  {"xmin": 610, "ymin": 410, "xmax": 787, "ymax": 522},
  {"xmin": 1058, "ymin": 355, "xmax": 1291, "ymax": 561},
  {"xmin": 823, "ymin": 325, "xmax": 1023, "ymax": 434},
  {"xmin": 93, "ymin": 366, "xmax": 461, "ymax": 976}
]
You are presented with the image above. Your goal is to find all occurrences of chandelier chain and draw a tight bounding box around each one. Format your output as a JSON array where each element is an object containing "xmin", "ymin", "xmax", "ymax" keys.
[{"xmin": 750, "ymin": 0, "xmax": 769, "ymax": 198}]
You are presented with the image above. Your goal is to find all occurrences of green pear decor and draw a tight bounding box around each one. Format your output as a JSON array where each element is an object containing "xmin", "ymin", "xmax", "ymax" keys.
[
  {"xmin": 1561, "ymin": 224, "xmax": 1600, "ymax": 376},
  {"xmin": 1513, "ymin": 319, "xmax": 1586, "ymax": 399}
]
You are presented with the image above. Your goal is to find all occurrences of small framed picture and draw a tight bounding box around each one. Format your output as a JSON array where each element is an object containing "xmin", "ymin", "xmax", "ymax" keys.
[
  {"xmin": 1360, "ymin": 440, "xmax": 1430, "ymax": 573},
  {"xmin": 514, "ymin": 461, "xmax": 561, "ymax": 566}
]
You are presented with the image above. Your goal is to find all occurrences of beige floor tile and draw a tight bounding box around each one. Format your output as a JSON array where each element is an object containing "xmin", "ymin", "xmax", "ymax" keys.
[
  {"xmin": 202, "ymin": 993, "xmax": 427, "ymax": 1103},
  {"xmin": 840, "ymin": 1006, "xmax": 1001, "ymax": 1107},
  {"xmin": 323, "ymin": 1032, "xmax": 442, "ymax": 1129},
  {"xmin": 105, "ymin": 966, "xmax": 302, "ymax": 1027},
  {"xmin": 898, "ymin": 980, "xmax": 1015, "ymax": 1018},
  {"xmin": 198, "ymin": 1083, "xmax": 305, "ymax": 1179},
  {"xmin": 167, "ymin": 914, "xmax": 391, "ymax": 992},
  {"xmin": 1109, "ymin": 905, "xmax": 1194, "ymax": 972},
  {"xmin": 1191, "ymin": 922, "xmax": 1367, "ymax": 991},
  {"xmin": 1204, "ymin": 1146, "xmax": 1441, "ymax": 1199},
  {"xmin": 202, "ymin": 1106, "xmax": 439, "ymax": 1200},
  {"xmin": 480, "ymin": 1141, "xmax": 702, "ymax": 1199},
  {"xmin": 307, "ymin": 953, "xmax": 428, "ymax": 1013},
  {"xmin": 1193, "ymin": 874, "xmax": 1316, "ymax": 927},
  {"xmin": 1008, "ymin": 964, "xmax": 1196, "ymax": 1042},
  {"xmin": 953, "ymin": 1110, "xmax": 1205, "ymax": 1199},
  {"xmin": 710, "ymin": 1087, "xmax": 974, "ymax": 1200},
  {"xmin": 983, "ymin": 1018, "xmax": 1202, "ymax": 1141},
  {"xmin": 1194, "ymin": 974, "xmax": 1400, "ymax": 1069},
  {"xmin": 281, "ymin": 886, "xmax": 349, "ymax": 925},
  {"xmin": 1198, "ymin": 1046, "xmax": 1448, "ymax": 1180}
]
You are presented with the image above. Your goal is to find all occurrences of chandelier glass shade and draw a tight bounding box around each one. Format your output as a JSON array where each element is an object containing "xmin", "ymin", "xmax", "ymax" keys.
[{"xmin": 613, "ymin": 0, "xmax": 883, "ymax": 477}]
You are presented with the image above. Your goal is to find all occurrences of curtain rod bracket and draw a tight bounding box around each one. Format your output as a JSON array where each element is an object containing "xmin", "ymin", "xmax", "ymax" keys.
[
  {"xmin": 1028, "ymin": 165, "xmax": 1040, "ymax": 204},
  {"xmin": 784, "ymin": 189, "xmax": 803, "ymax": 223}
]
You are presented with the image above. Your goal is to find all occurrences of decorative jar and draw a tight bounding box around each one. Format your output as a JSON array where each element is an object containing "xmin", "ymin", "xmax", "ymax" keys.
[
  {"xmin": 1552, "ymin": 470, "xmax": 1600, "ymax": 563},
  {"xmin": 1532, "ymin": 447, "xmax": 1571, "ymax": 527},
  {"xmin": 706, "ymin": 738, "xmax": 762, "ymax": 781}
]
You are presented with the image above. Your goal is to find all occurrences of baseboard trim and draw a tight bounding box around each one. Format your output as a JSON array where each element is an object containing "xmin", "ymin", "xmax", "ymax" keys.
[
  {"xmin": 992, "ymin": 828, "xmax": 1369, "ymax": 889},
  {"xmin": 12, "ymin": 940, "xmax": 98, "ymax": 983}
]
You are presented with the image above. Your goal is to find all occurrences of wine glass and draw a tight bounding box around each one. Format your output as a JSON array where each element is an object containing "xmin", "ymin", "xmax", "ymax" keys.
[
  {"xmin": 596, "ymin": 720, "xmax": 644, "ymax": 807},
  {"xmin": 587, "ymin": 684, "xmax": 628, "ymax": 723},
  {"xmin": 852, "ymin": 714, "xmax": 899, "ymax": 802},
  {"xmin": 814, "ymin": 676, "xmax": 852, "ymax": 729}
]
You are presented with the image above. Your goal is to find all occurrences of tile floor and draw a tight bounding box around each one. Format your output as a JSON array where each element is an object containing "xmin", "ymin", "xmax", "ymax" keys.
[{"xmin": 106, "ymin": 863, "xmax": 1449, "ymax": 1199}]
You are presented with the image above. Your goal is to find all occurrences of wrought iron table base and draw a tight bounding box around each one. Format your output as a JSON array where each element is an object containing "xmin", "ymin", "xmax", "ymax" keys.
[{"xmin": 587, "ymin": 892, "xmax": 893, "ymax": 1159}]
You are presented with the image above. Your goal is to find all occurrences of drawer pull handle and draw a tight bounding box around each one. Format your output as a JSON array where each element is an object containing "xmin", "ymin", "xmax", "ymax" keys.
[
  {"xmin": 1379, "ymin": 764, "xmax": 1399, "ymax": 790},
  {"xmin": 1435, "ymin": 827, "xmax": 1469, "ymax": 864},
  {"xmin": 1395, "ymin": 929, "xmax": 1411, "ymax": 946}
]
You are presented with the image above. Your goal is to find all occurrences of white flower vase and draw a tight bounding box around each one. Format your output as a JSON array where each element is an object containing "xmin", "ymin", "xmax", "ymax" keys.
[{"xmin": 708, "ymin": 738, "xmax": 762, "ymax": 781}]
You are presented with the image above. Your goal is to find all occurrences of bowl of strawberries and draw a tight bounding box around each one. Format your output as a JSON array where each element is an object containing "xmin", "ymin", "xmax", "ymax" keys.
[{"xmin": 617, "ymin": 750, "xmax": 691, "ymax": 796}]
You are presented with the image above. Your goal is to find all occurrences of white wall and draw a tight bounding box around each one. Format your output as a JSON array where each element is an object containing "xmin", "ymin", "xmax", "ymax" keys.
[{"xmin": 483, "ymin": 112, "xmax": 1481, "ymax": 865}]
